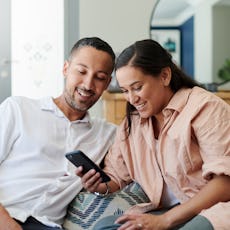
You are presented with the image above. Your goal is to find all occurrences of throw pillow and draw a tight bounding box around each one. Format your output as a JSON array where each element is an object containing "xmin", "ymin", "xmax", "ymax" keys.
[{"xmin": 63, "ymin": 182, "xmax": 150, "ymax": 230}]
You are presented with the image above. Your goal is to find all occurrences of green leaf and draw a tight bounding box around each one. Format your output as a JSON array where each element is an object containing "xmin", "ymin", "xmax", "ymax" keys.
[{"xmin": 218, "ymin": 58, "xmax": 230, "ymax": 81}]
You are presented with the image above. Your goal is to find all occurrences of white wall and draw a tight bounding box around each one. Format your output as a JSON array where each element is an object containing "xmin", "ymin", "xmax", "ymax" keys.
[
  {"xmin": 79, "ymin": 0, "xmax": 157, "ymax": 53},
  {"xmin": 194, "ymin": 0, "xmax": 228, "ymax": 84},
  {"xmin": 78, "ymin": 0, "xmax": 157, "ymax": 117},
  {"xmin": 194, "ymin": 0, "xmax": 214, "ymax": 83},
  {"xmin": 213, "ymin": 4, "xmax": 230, "ymax": 82}
]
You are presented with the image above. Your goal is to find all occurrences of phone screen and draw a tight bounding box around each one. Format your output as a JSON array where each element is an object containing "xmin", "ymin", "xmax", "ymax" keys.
[{"xmin": 65, "ymin": 150, "xmax": 111, "ymax": 183}]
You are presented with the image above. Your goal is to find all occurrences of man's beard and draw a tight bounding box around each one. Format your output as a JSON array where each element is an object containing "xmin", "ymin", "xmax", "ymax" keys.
[{"xmin": 64, "ymin": 89, "xmax": 92, "ymax": 112}]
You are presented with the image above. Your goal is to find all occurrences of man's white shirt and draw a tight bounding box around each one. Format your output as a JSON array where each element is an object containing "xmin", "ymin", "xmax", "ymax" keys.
[{"xmin": 0, "ymin": 96, "xmax": 116, "ymax": 227}]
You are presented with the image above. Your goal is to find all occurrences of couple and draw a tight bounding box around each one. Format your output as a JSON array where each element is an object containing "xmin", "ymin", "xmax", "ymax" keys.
[{"xmin": 0, "ymin": 37, "xmax": 229, "ymax": 230}]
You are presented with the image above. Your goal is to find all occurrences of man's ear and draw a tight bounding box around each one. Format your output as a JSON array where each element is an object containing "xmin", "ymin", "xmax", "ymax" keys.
[
  {"xmin": 63, "ymin": 60, "xmax": 69, "ymax": 78},
  {"xmin": 160, "ymin": 67, "xmax": 171, "ymax": 87}
]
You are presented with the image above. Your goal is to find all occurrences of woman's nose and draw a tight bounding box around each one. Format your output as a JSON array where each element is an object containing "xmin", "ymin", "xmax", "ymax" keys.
[{"xmin": 128, "ymin": 92, "xmax": 138, "ymax": 105}]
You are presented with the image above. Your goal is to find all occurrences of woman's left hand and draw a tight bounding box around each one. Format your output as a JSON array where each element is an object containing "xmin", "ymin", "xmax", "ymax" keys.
[{"xmin": 115, "ymin": 213, "xmax": 167, "ymax": 230}]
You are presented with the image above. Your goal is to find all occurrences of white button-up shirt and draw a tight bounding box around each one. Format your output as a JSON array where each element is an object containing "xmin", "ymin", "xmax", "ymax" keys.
[{"xmin": 0, "ymin": 96, "xmax": 116, "ymax": 227}]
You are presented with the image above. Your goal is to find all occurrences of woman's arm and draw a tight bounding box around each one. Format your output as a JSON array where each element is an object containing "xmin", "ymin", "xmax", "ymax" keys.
[
  {"xmin": 163, "ymin": 174, "xmax": 230, "ymax": 228},
  {"xmin": 116, "ymin": 174, "xmax": 230, "ymax": 230}
]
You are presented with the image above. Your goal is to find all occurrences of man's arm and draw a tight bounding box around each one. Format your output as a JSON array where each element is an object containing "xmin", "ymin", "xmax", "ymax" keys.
[{"xmin": 0, "ymin": 204, "xmax": 22, "ymax": 230}]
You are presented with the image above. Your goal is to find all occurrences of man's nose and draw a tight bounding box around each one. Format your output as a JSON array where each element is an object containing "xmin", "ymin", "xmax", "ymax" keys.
[{"xmin": 83, "ymin": 75, "xmax": 94, "ymax": 90}]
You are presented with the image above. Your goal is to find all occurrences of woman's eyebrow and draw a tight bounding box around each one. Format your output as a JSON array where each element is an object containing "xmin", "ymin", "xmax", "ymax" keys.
[
  {"xmin": 119, "ymin": 81, "xmax": 141, "ymax": 90},
  {"xmin": 129, "ymin": 81, "xmax": 142, "ymax": 87}
]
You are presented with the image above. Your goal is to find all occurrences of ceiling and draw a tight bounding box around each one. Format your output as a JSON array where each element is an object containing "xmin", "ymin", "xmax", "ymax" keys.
[{"xmin": 152, "ymin": 0, "xmax": 230, "ymax": 26}]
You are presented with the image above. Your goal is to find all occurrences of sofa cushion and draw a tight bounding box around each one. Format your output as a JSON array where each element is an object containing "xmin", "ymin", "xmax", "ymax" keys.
[{"xmin": 63, "ymin": 182, "xmax": 150, "ymax": 230}]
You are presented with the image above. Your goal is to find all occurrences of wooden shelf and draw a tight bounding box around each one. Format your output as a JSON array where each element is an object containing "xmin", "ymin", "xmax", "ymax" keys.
[
  {"xmin": 102, "ymin": 91, "xmax": 126, "ymax": 125},
  {"xmin": 215, "ymin": 91, "xmax": 230, "ymax": 105},
  {"xmin": 102, "ymin": 91, "xmax": 230, "ymax": 125}
]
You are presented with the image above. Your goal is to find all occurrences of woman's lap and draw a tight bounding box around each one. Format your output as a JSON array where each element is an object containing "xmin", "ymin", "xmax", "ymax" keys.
[
  {"xmin": 179, "ymin": 215, "xmax": 214, "ymax": 230},
  {"xmin": 93, "ymin": 212, "xmax": 214, "ymax": 230}
]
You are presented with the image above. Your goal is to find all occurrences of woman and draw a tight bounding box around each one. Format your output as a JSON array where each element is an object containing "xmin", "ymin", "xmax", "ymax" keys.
[{"xmin": 76, "ymin": 39, "xmax": 230, "ymax": 230}]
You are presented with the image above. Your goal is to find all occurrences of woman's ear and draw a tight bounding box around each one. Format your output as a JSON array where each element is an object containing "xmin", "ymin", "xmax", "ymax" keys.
[{"xmin": 160, "ymin": 67, "xmax": 171, "ymax": 87}]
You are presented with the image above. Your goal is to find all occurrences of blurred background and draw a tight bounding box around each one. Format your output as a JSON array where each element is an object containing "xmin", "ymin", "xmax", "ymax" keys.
[{"xmin": 0, "ymin": 0, "xmax": 229, "ymax": 118}]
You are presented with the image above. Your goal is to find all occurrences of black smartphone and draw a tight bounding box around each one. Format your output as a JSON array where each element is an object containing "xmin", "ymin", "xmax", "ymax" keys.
[{"xmin": 65, "ymin": 150, "xmax": 111, "ymax": 183}]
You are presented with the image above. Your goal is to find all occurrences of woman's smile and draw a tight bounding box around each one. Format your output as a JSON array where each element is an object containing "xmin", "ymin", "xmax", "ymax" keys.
[{"xmin": 135, "ymin": 102, "xmax": 146, "ymax": 111}]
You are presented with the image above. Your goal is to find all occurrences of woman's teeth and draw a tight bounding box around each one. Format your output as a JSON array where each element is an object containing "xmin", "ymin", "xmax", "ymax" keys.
[{"xmin": 136, "ymin": 103, "xmax": 145, "ymax": 110}]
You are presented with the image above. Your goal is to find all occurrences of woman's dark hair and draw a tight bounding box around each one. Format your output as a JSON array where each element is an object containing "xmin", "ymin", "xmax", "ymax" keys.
[
  {"xmin": 115, "ymin": 39, "xmax": 201, "ymax": 134},
  {"xmin": 69, "ymin": 37, "xmax": 116, "ymax": 66}
]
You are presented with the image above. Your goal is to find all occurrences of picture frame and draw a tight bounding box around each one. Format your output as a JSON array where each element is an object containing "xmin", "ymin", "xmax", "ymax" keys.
[{"xmin": 151, "ymin": 29, "xmax": 181, "ymax": 65}]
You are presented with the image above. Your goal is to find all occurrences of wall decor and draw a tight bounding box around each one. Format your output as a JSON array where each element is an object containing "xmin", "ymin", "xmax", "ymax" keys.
[{"xmin": 151, "ymin": 29, "xmax": 181, "ymax": 65}]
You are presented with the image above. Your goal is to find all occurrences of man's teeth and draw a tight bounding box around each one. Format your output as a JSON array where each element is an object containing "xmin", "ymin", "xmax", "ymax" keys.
[{"xmin": 77, "ymin": 89, "xmax": 92, "ymax": 96}]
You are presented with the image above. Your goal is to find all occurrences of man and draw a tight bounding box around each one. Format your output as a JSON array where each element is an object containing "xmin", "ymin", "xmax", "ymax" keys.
[{"xmin": 0, "ymin": 37, "xmax": 116, "ymax": 230}]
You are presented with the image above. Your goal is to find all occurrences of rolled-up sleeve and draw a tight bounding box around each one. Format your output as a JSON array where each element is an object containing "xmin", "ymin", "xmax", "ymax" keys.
[{"xmin": 192, "ymin": 100, "xmax": 230, "ymax": 179}]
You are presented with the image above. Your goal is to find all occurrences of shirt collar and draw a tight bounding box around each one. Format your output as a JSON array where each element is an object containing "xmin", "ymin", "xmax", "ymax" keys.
[
  {"xmin": 164, "ymin": 87, "xmax": 193, "ymax": 113},
  {"xmin": 40, "ymin": 97, "xmax": 92, "ymax": 124},
  {"xmin": 139, "ymin": 87, "xmax": 194, "ymax": 124}
]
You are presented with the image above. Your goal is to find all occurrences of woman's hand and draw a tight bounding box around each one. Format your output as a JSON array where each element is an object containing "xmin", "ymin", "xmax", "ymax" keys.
[
  {"xmin": 115, "ymin": 213, "xmax": 168, "ymax": 230},
  {"xmin": 76, "ymin": 166, "xmax": 120, "ymax": 194}
]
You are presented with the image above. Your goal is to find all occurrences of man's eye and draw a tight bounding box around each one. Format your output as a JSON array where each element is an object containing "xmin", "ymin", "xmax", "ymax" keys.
[
  {"xmin": 96, "ymin": 75, "xmax": 107, "ymax": 81},
  {"xmin": 78, "ymin": 70, "xmax": 85, "ymax": 74},
  {"xmin": 76, "ymin": 68, "xmax": 86, "ymax": 74}
]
